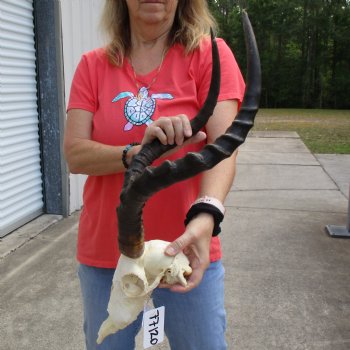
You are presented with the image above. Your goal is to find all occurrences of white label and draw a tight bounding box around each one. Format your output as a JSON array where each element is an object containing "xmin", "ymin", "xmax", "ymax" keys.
[{"xmin": 143, "ymin": 306, "xmax": 165, "ymax": 349}]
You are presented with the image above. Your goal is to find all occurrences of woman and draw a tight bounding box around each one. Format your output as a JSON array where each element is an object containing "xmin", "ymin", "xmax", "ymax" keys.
[{"xmin": 64, "ymin": 0, "xmax": 245, "ymax": 349}]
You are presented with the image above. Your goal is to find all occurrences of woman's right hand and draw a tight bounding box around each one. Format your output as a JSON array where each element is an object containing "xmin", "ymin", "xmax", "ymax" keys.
[{"xmin": 141, "ymin": 114, "xmax": 206, "ymax": 148}]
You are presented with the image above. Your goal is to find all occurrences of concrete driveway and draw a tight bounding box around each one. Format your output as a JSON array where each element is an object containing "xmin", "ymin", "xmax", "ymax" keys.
[{"xmin": 0, "ymin": 131, "xmax": 349, "ymax": 350}]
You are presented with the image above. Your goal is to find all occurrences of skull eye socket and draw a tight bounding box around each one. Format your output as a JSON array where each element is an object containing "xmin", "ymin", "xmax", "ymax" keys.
[{"xmin": 121, "ymin": 274, "xmax": 146, "ymax": 297}]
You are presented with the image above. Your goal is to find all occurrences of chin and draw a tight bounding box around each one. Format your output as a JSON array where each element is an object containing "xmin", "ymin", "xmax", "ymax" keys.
[
  {"xmin": 141, "ymin": 1, "xmax": 165, "ymax": 4},
  {"xmin": 140, "ymin": 13, "xmax": 166, "ymax": 24}
]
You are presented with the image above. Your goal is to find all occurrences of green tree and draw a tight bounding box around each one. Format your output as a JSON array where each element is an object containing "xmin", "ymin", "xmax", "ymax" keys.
[{"xmin": 209, "ymin": 0, "xmax": 350, "ymax": 109}]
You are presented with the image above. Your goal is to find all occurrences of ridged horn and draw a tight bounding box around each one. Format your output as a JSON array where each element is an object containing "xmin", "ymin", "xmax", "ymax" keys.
[{"xmin": 118, "ymin": 10, "xmax": 261, "ymax": 258}]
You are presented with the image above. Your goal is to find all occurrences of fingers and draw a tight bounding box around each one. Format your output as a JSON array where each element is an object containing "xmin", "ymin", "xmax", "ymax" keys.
[
  {"xmin": 159, "ymin": 130, "xmax": 207, "ymax": 158},
  {"xmin": 161, "ymin": 265, "xmax": 207, "ymax": 293},
  {"xmin": 183, "ymin": 131, "xmax": 207, "ymax": 146},
  {"xmin": 162, "ymin": 221, "xmax": 212, "ymax": 292},
  {"xmin": 158, "ymin": 257, "xmax": 208, "ymax": 293},
  {"xmin": 164, "ymin": 231, "xmax": 191, "ymax": 256},
  {"xmin": 165, "ymin": 212, "xmax": 212, "ymax": 257},
  {"xmin": 142, "ymin": 115, "xmax": 193, "ymax": 146}
]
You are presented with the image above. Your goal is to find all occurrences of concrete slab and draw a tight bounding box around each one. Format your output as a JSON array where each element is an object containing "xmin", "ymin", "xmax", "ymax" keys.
[
  {"xmin": 0, "ymin": 214, "xmax": 62, "ymax": 260},
  {"xmin": 249, "ymin": 131, "xmax": 300, "ymax": 138},
  {"xmin": 226, "ymin": 189, "xmax": 348, "ymax": 213},
  {"xmin": 240, "ymin": 137, "xmax": 310, "ymax": 153},
  {"xmin": 222, "ymin": 208, "xmax": 349, "ymax": 271},
  {"xmin": 0, "ymin": 213, "xmax": 83, "ymax": 350},
  {"xmin": 237, "ymin": 151, "xmax": 319, "ymax": 166},
  {"xmin": 221, "ymin": 208, "xmax": 350, "ymax": 350},
  {"xmin": 226, "ymin": 269, "xmax": 350, "ymax": 350},
  {"xmin": 233, "ymin": 164, "xmax": 338, "ymax": 191},
  {"xmin": 316, "ymin": 154, "xmax": 350, "ymax": 199}
]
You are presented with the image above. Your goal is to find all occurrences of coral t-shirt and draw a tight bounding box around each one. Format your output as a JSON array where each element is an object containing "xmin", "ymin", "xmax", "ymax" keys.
[{"xmin": 68, "ymin": 38, "xmax": 245, "ymax": 268}]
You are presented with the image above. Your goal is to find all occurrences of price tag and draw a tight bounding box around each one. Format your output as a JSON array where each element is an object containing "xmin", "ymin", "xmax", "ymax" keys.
[{"xmin": 143, "ymin": 306, "xmax": 165, "ymax": 349}]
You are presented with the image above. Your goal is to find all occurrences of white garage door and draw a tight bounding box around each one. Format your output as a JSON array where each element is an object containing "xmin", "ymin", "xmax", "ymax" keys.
[
  {"xmin": 0, "ymin": 0, "xmax": 43, "ymax": 237},
  {"xmin": 60, "ymin": 0, "xmax": 104, "ymax": 213}
]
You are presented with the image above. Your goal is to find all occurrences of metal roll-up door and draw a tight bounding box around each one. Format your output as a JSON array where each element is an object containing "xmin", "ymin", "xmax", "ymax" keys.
[
  {"xmin": 0, "ymin": 0, "xmax": 43, "ymax": 237},
  {"xmin": 61, "ymin": 0, "xmax": 103, "ymax": 213}
]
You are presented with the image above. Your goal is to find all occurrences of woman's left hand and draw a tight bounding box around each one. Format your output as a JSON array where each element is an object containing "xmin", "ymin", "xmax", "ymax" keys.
[
  {"xmin": 158, "ymin": 212, "xmax": 214, "ymax": 292},
  {"xmin": 141, "ymin": 115, "xmax": 206, "ymax": 152}
]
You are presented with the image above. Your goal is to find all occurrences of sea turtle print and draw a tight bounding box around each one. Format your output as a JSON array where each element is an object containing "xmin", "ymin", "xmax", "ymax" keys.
[{"xmin": 112, "ymin": 86, "xmax": 173, "ymax": 131}]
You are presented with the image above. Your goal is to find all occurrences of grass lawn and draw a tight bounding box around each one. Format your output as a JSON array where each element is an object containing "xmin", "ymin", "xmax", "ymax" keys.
[{"xmin": 253, "ymin": 109, "xmax": 350, "ymax": 154}]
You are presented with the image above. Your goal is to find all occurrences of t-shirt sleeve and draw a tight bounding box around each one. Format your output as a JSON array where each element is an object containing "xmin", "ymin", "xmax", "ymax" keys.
[
  {"xmin": 67, "ymin": 53, "xmax": 98, "ymax": 113},
  {"xmin": 197, "ymin": 38, "xmax": 245, "ymax": 108}
]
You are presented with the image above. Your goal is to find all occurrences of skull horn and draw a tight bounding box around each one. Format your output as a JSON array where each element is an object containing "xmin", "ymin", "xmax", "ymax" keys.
[
  {"xmin": 117, "ymin": 29, "xmax": 220, "ymax": 258},
  {"xmin": 118, "ymin": 10, "xmax": 261, "ymax": 258}
]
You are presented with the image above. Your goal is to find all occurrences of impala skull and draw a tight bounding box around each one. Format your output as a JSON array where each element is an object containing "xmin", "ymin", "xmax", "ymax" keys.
[{"xmin": 97, "ymin": 240, "xmax": 191, "ymax": 344}]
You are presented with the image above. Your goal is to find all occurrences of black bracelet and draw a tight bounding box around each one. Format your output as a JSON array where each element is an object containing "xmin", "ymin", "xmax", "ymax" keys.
[
  {"xmin": 122, "ymin": 142, "xmax": 140, "ymax": 169},
  {"xmin": 184, "ymin": 202, "xmax": 224, "ymax": 237}
]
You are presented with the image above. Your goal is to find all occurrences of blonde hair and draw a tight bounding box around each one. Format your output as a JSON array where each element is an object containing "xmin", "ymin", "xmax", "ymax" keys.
[{"xmin": 100, "ymin": 0, "xmax": 217, "ymax": 66}]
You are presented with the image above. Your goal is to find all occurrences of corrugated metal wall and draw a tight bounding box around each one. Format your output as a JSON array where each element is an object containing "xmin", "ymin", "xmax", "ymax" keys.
[
  {"xmin": 60, "ymin": 0, "xmax": 104, "ymax": 213},
  {"xmin": 0, "ymin": 0, "xmax": 43, "ymax": 237}
]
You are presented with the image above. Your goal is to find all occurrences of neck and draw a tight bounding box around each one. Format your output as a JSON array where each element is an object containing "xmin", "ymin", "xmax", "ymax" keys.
[
  {"xmin": 130, "ymin": 20, "xmax": 172, "ymax": 50},
  {"xmin": 129, "ymin": 25, "xmax": 171, "ymax": 75}
]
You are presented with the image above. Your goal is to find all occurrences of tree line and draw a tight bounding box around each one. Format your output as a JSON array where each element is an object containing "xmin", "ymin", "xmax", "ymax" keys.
[{"xmin": 208, "ymin": 0, "xmax": 350, "ymax": 109}]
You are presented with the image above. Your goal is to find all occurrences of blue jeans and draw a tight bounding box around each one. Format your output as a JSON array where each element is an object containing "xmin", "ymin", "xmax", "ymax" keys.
[{"xmin": 78, "ymin": 261, "xmax": 227, "ymax": 350}]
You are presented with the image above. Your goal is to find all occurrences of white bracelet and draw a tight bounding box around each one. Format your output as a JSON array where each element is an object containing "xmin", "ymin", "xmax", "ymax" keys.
[{"xmin": 193, "ymin": 196, "xmax": 225, "ymax": 215}]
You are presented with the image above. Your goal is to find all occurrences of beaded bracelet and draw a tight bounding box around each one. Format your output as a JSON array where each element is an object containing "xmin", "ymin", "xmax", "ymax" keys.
[
  {"xmin": 184, "ymin": 198, "xmax": 225, "ymax": 237},
  {"xmin": 122, "ymin": 142, "xmax": 140, "ymax": 169}
]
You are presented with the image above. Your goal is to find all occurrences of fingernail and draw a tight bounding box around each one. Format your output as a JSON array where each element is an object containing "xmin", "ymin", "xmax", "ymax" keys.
[{"xmin": 165, "ymin": 246, "xmax": 177, "ymax": 255}]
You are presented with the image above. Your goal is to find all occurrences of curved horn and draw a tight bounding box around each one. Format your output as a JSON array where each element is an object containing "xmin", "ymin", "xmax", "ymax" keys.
[
  {"xmin": 117, "ymin": 29, "xmax": 220, "ymax": 258},
  {"xmin": 118, "ymin": 10, "xmax": 261, "ymax": 258}
]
